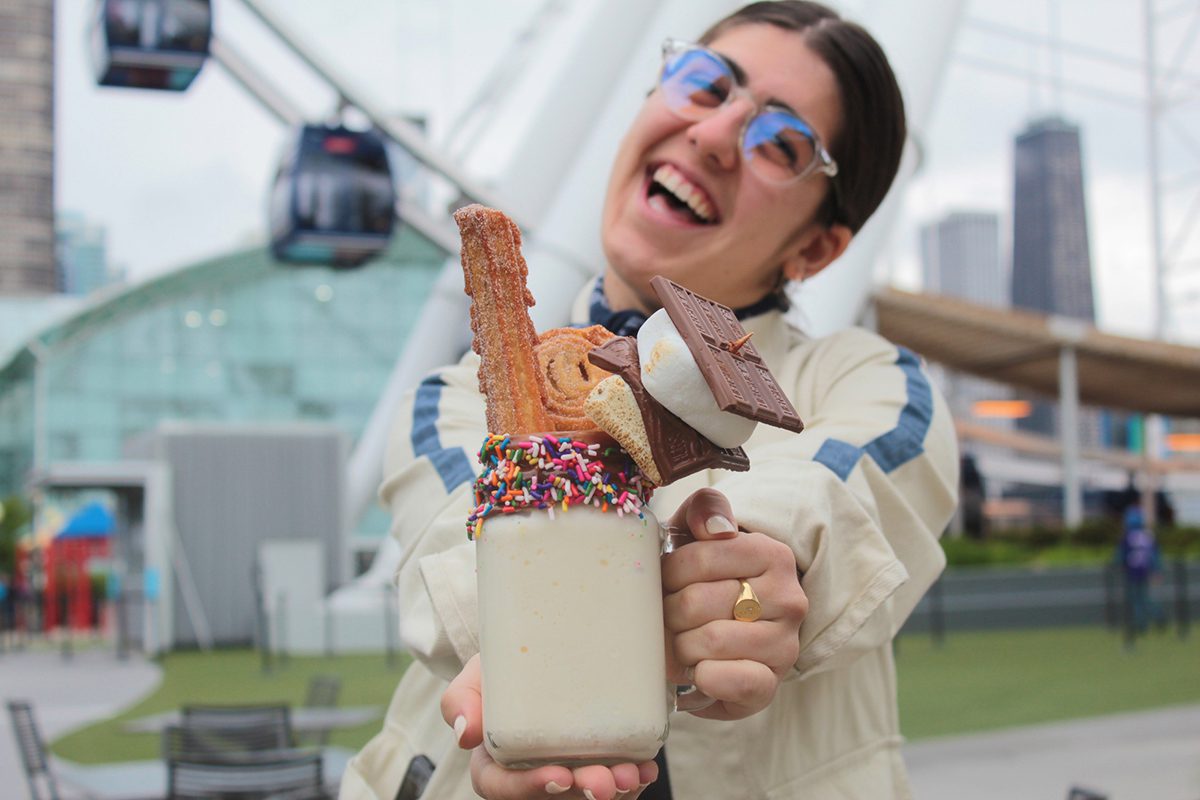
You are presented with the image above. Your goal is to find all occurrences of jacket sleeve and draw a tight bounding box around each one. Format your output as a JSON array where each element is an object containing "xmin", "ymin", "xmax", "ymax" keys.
[
  {"xmin": 712, "ymin": 328, "xmax": 958, "ymax": 678},
  {"xmin": 379, "ymin": 353, "xmax": 487, "ymax": 682}
]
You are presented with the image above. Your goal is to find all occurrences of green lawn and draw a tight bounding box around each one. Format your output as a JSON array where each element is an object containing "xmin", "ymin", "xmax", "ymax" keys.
[
  {"xmin": 896, "ymin": 626, "xmax": 1200, "ymax": 739},
  {"xmin": 54, "ymin": 626, "xmax": 1200, "ymax": 763},
  {"xmin": 53, "ymin": 649, "xmax": 411, "ymax": 764}
]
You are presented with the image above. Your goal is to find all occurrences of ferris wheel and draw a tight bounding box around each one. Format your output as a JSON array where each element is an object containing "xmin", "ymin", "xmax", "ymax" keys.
[
  {"xmin": 85, "ymin": 0, "xmax": 966, "ymax": 569},
  {"xmin": 86, "ymin": 0, "xmax": 521, "ymax": 269}
]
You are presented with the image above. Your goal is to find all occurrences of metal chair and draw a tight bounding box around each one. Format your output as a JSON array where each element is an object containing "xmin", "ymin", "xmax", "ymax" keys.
[
  {"xmin": 7, "ymin": 700, "xmax": 61, "ymax": 800},
  {"xmin": 9, "ymin": 699, "xmax": 166, "ymax": 800},
  {"xmin": 178, "ymin": 703, "xmax": 294, "ymax": 753},
  {"xmin": 299, "ymin": 675, "xmax": 341, "ymax": 747},
  {"xmin": 164, "ymin": 734, "xmax": 326, "ymax": 799}
]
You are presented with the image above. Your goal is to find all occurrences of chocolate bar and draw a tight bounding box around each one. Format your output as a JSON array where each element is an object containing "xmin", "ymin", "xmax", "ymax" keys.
[
  {"xmin": 589, "ymin": 337, "xmax": 749, "ymax": 484},
  {"xmin": 650, "ymin": 276, "xmax": 805, "ymax": 434}
]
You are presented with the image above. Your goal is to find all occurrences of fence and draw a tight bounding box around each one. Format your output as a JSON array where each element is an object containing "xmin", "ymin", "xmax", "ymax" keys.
[{"xmin": 903, "ymin": 560, "xmax": 1198, "ymax": 643}]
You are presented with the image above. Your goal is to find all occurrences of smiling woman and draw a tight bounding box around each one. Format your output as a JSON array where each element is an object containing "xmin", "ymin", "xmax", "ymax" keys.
[
  {"xmin": 347, "ymin": 4, "xmax": 957, "ymax": 800},
  {"xmin": 600, "ymin": 7, "xmax": 905, "ymax": 316}
]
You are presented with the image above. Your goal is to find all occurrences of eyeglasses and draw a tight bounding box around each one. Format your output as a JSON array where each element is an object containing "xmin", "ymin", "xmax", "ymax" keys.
[{"xmin": 658, "ymin": 38, "xmax": 839, "ymax": 188}]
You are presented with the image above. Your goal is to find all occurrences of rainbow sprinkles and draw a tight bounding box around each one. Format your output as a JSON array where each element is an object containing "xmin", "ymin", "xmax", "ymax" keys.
[{"xmin": 467, "ymin": 433, "xmax": 655, "ymax": 540}]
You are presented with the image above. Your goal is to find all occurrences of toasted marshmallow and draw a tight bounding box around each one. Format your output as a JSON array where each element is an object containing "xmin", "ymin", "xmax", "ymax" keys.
[{"xmin": 637, "ymin": 309, "xmax": 757, "ymax": 449}]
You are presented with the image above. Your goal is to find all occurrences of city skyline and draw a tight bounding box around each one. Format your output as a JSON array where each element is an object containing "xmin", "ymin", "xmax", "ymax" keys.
[{"xmin": 28, "ymin": 0, "xmax": 1200, "ymax": 346}]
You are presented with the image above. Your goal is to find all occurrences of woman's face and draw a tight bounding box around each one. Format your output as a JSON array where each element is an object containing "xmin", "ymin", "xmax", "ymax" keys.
[{"xmin": 600, "ymin": 23, "xmax": 846, "ymax": 312}]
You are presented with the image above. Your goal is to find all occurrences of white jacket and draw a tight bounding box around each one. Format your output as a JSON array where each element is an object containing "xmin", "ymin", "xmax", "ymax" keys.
[{"xmin": 342, "ymin": 305, "xmax": 958, "ymax": 800}]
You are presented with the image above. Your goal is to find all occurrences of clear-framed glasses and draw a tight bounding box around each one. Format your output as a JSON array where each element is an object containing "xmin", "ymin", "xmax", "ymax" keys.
[{"xmin": 658, "ymin": 38, "xmax": 839, "ymax": 187}]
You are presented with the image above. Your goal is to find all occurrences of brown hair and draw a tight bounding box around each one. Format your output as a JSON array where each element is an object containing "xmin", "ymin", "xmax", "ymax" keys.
[{"xmin": 700, "ymin": 1, "xmax": 907, "ymax": 233}]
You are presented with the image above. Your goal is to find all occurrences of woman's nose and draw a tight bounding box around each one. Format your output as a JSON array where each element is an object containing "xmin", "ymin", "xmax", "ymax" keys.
[{"xmin": 687, "ymin": 98, "xmax": 753, "ymax": 171}]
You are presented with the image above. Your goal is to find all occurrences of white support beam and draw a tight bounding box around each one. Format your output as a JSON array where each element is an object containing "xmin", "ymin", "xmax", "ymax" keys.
[{"xmin": 1059, "ymin": 344, "xmax": 1083, "ymax": 528}]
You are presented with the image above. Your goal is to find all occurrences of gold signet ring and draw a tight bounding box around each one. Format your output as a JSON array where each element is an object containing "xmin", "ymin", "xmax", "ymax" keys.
[{"xmin": 733, "ymin": 579, "xmax": 762, "ymax": 622}]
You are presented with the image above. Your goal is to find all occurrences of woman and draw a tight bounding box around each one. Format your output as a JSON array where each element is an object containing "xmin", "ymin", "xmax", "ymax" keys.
[{"xmin": 343, "ymin": 3, "xmax": 957, "ymax": 799}]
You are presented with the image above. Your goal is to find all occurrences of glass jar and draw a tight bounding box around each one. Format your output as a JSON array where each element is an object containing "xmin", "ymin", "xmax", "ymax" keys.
[{"xmin": 471, "ymin": 433, "xmax": 669, "ymax": 768}]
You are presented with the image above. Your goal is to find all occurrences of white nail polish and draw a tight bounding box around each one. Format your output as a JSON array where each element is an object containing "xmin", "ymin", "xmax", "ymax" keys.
[
  {"xmin": 705, "ymin": 515, "xmax": 736, "ymax": 534},
  {"xmin": 452, "ymin": 715, "xmax": 467, "ymax": 745},
  {"xmin": 545, "ymin": 781, "xmax": 570, "ymax": 794}
]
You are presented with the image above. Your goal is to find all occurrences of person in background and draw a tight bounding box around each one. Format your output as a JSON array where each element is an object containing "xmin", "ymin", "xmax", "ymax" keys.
[
  {"xmin": 343, "ymin": 3, "xmax": 958, "ymax": 798},
  {"xmin": 1116, "ymin": 506, "xmax": 1165, "ymax": 636}
]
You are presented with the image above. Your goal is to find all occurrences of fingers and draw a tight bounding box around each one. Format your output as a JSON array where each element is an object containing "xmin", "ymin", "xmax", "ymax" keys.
[
  {"xmin": 665, "ymin": 487, "xmax": 738, "ymax": 544},
  {"xmin": 672, "ymin": 619, "xmax": 801, "ymax": 672},
  {"xmin": 469, "ymin": 746, "xmax": 574, "ymax": 800},
  {"xmin": 468, "ymin": 751, "xmax": 652, "ymax": 800},
  {"xmin": 441, "ymin": 654, "xmax": 484, "ymax": 749},
  {"xmin": 664, "ymin": 574, "xmax": 808, "ymax": 631},
  {"xmin": 691, "ymin": 662, "xmax": 782, "ymax": 724},
  {"xmin": 573, "ymin": 760, "xmax": 658, "ymax": 800},
  {"xmin": 688, "ymin": 659, "xmax": 778, "ymax": 719},
  {"xmin": 636, "ymin": 759, "xmax": 660, "ymax": 790},
  {"xmin": 662, "ymin": 530, "xmax": 796, "ymax": 592}
]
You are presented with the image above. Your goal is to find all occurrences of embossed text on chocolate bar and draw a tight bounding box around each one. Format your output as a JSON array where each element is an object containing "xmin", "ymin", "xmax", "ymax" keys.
[{"xmin": 650, "ymin": 276, "xmax": 805, "ymax": 434}]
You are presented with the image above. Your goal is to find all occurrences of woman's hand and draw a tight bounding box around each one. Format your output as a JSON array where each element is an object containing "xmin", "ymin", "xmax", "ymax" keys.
[
  {"xmin": 441, "ymin": 655, "xmax": 660, "ymax": 799},
  {"xmin": 662, "ymin": 488, "xmax": 809, "ymax": 720}
]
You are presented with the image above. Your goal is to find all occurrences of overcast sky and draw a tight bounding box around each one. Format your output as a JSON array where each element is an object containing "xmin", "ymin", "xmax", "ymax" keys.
[{"xmin": 54, "ymin": 0, "xmax": 1200, "ymax": 343}]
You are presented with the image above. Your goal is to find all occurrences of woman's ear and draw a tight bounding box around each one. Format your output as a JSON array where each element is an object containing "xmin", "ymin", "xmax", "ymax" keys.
[{"xmin": 782, "ymin": 223, "xmax": 853, "ymax": 282}]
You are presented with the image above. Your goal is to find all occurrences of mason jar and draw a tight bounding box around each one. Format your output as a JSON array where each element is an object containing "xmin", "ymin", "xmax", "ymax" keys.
[{"xmin": 472, "ymin": 432, "xmax": 669, "ymax": 768}]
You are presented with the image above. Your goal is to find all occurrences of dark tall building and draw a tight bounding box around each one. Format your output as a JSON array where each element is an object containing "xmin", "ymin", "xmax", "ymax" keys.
[
  {"xmin": 1010, "ymin": 116, "xmax": 1098, "ymax": 441},
  {"xmin": 1011, "ymin": 117, "xmax": 1095, "ymax": 320},
  {"xmin": 0, "ymin": 0, "xmax": 57, "ymax": 294}
]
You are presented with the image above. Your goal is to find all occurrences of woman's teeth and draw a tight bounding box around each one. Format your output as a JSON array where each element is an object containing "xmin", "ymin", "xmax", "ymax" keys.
[{"xmin": 651, "ymin": 165, "xmax": 715, "ymax": 223}]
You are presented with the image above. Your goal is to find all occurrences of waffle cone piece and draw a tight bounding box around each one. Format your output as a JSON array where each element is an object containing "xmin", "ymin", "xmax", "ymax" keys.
[
  {"xmin": 454, "ymin": 204, "xmax": 551, "ymax": 434},
  {"xmin": 535, "ymin": 325, "xmax": 615, "ymax": 430}
]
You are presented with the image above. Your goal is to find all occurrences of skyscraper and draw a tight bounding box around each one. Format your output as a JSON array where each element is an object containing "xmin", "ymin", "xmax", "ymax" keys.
[
  {"xmin": 0, "ymin": 0, "xmax": 57, "ymax": 294},
  {"xmin": 57, "ymin": 212, "xmax": 117, "ymax": 295},
  {"xmin": 1010, "ymin": 116, "xmax": 1098, "ymax": 441},
  {"xmin": 921, "ymin": 211, "xmax": 1005, "ymax": 307},
  {"xmin": 1011, "ymin": 117, "xmax": 1096, "ymax": 320},
  {"xmin": 920, "ymin": 211, "xmax": 1012, "ymax": 428}
]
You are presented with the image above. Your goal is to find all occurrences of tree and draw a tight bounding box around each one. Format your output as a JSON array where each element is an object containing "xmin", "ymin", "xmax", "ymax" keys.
[{"xmin": 0, "ymin": 495, "xmax": 33, "ymax": 577}]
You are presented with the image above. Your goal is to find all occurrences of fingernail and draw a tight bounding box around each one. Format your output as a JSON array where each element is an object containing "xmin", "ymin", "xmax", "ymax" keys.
[
  {"xmin": 705, "ymin": 515, "xmax": 736, "ymax": 535},
  {"xmin": 582, "ymin": 791, "xmax": 599, "ymax": 800},
  {"xmin": 545, "ymin": 782, "xmax": 570, "ymax": 794},
  {"xmin": 683, "ymin": 665, "xmax": 696, "ymax": 683},
  {"xmin": 452, "ymin": 715, "xmax": 467, "ymax": 745}
]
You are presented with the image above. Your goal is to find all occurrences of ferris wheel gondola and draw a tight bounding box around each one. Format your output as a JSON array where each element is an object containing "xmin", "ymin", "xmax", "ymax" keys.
[
  {"xmin": 89, "ymin": 0, "xmax": 212, "ymax": 91},
  {"xmin": 268, "ymin": 124, "xmax": 398, "ymax": 269}
]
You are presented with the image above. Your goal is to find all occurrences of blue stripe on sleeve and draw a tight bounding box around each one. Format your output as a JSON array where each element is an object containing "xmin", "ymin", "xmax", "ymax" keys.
[
  {"xmin": 411, "ymin": 375, "xmax": 475, "ymax": 493},
  {"xmin": 813, "ymin": 347, "xmax": 933, "ymax": 481},
  {"xmin": 812, "ymin": 438, "xmax": 863, "ymax": 482}
]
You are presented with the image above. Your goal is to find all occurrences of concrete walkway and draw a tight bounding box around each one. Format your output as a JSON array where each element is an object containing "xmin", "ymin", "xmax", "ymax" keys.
[
  {"xmin": 904, "ymin": 704, "xmax": 1200, "ymax": 800},
  {"xmin": 0, "ymin": 645, "xmax": 162, "ymax": 798}
]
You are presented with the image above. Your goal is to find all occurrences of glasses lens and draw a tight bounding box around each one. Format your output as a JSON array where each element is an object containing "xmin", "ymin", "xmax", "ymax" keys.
[
  {"xmin": 660, "ymin": 47, "xmax": 734, "ymax": 120},
  {"xmin": 743, "ymin": 109, "xmax": 819, "ymax": 182}
]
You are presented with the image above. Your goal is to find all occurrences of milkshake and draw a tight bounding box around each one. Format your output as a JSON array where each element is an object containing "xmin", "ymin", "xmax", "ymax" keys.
[
  {"xmin": 471, "ymin": 433, "xmax": 668, "ymax": 768},
  {"xmin": 452, "ymin": 206, "xmax": 805, "ymax": 771}
]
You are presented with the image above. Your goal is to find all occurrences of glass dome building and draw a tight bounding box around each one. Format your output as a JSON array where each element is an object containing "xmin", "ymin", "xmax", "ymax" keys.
[{"xmin": 0, "ymin": 227, "xmax": 448, "ymax": 550}]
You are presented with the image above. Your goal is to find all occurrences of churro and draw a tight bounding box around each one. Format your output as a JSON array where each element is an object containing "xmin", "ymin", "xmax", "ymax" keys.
[
  {"xmin": 535, "ymin": 325, "xmax": 615, "ymax": 430},
  {"xmin": 454, "ymin": 204, "xmax": 551, "ymax": 434}
]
